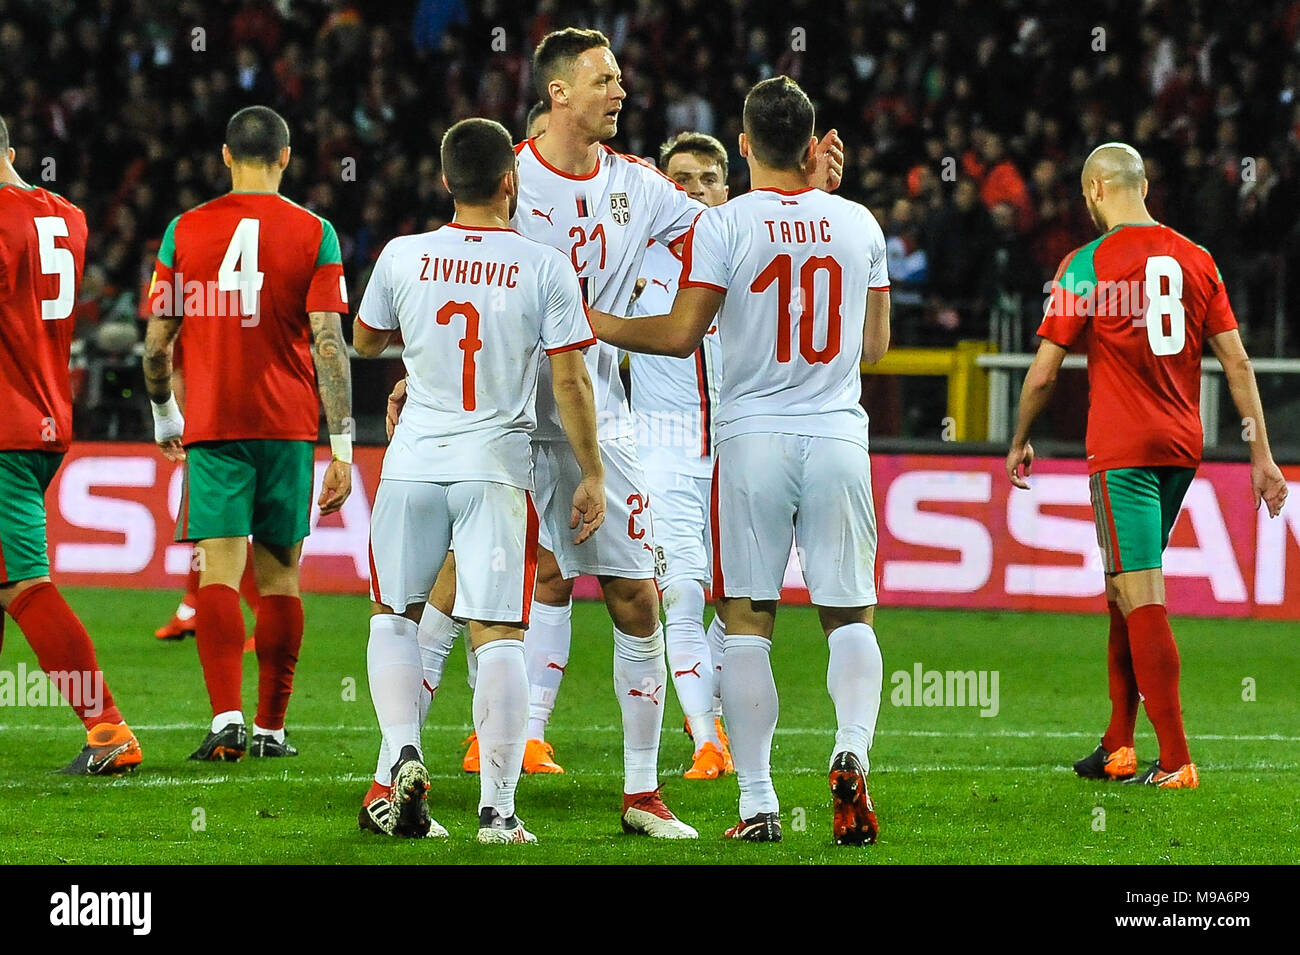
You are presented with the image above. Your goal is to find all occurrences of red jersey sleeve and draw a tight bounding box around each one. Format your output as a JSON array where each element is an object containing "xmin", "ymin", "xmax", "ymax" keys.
[{"xmin": 305, "ymin": 217, "xmax": 348, "ymax": 313}]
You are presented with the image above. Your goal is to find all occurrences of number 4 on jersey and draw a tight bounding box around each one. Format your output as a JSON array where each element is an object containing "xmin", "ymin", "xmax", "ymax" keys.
[{"xmin": 218, "ymin": 217, "xmax": 265, "ymax": 317}]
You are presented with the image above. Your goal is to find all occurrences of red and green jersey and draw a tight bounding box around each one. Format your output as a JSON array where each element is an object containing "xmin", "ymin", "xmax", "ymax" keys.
[
  {"xmin": 148, "ymin": 192, "xmax": 348, "ymax": 443},
  {"xmin": 0, "ymin": 183, "xmax": 87, "ymax": 453},
  {"xmin": 1037, "ymin": 223, "xmax": 1237, "ymax": 474}
]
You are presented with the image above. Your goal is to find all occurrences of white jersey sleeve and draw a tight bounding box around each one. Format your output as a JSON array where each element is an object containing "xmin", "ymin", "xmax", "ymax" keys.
[
  {"xmin": 356, "ymin": 244, "xmax": 399, "ymax": 330},
  {"xmin": 647, "ymin": 164, "xmax": 706, "ymax": 246},
  {"xmin": 680, "ymin": 206, "xmax": 732, "ymax": 292},
  {"xmin": 539, "ymin": 250, "xmax": 597, "ymax": 354}
]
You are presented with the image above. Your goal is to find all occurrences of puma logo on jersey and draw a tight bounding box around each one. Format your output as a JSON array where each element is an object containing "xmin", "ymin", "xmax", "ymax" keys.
[
  {"xmin": 673, "ymin": 662, "xmax": 703, "ymax": 679},
  {"xmin": 627, "ymin": 684, "xmax": 663, "ymax": 705},
  {"xmin": 650, "ymin": 278, "xmax": 670, "ymax": 292},
  {"xmin": 531, "ymin": 207, "xmax": 555, "ymax": 225}
]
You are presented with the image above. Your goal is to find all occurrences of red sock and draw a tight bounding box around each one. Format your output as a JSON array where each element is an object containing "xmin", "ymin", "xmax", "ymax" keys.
[
  {"xmin": 364, "ymin": 780, "xmax": 390, "ymax": 802},
  {"xmin": 238, "ymin": 555, "xmax": 260, "ymax": 614},
  {"xmin": 253, "ymin": 595, "xmax": 303, "ymax": 731},
  {"xmin": 183, "ymin": 560, "xmax": 201, "ymax": 606},
  {"xmin": 8, "ymin": 582, "xmax": 124, "ymax": 728},
  {"xmin": 1101, "ymin": 601, "xmax": 1139, "ymax": 751},
  {"xmin": 196, "ymin": 584, "xmax": 245, "ymax": 716},
  {"xmin": 1126, "ymin": 604, "xmax": 1192, "ymax": 769}
]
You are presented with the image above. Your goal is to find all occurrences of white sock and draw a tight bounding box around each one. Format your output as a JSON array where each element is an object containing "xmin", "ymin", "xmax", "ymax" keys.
[
  {"xmin": 211, "ymin": 709, "xmax": 243, "ymax": 733},
  {"xmin": 705, "ymin": 612, "xmax": 726, "ymax": 718},
  {"xmin": 464, "ymin": 629, "xmax": 477, "ymax": 690},
  {"xmin": 417, "ymin": 604, "xmax": 460, "ymax": 697},
  {"xmin": 252, "ymin": 723, "xmax": 285, "ymax": 743},
  {"xmin": 826, "ymin": 623, "xmax": 883, "ymax": 773},
  {"xmin": 722, "ymin": 634, "xmax": 779, "ymax": 817},
  {"xmin": 664, "ymin": 580, "xmax": 718, "ymax": 748},
  {"xmin": 474, "ymin": 639, "xmax": 529, "ymax": 818},
  {"xmin": 176, "ymin": 601, "xmax": 196, "ymax": 621},
  {"xmin": 525, "ymin": 599, "xmax": 572, "ymax": 741},
  {"xmin": 613, "ymin": 624, "xmax": 666, "ymax": 795},
  {"xmin": 367, "ymin": 614, "xmax": 423, "ymax": 765},
  {"xmin": 373, "ymin": 605, "xmax": 461, "ymax": 785}
]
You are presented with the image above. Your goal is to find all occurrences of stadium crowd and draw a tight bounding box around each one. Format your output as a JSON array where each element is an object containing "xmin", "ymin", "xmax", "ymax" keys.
[{"xmin": 2, "ymin": 0, "xmax": 1299, "ymax": 438}]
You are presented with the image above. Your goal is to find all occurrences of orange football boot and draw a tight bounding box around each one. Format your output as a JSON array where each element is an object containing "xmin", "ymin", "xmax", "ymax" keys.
[
  {"xmin": 60, "ymin": 722, "xmax": 143, "ymax": 775},
  {"xmin": 683, "ymin": 740, "xmax": 727, "ymax": 780},
  {"xmin": 522, "ymin": 738, "xmax": 564, "ymax": 774},
  {"xmin": 154, "ymin": 609, "xmax": 196, "ymax": 641},
  {"xmin": 1127, "ymin": 760, "xmax": 1199, "ymax": 789},
  {"xmin": 462, "ymin": 733, "xmax": 480, "ymax": 773}
]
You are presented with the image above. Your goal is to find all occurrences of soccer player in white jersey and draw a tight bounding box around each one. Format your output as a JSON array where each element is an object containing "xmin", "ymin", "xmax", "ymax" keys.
[
  {"xmin": 590, "ymin": 77, "xmax": 890, "ymax": 845},
  {"xmin": 387, "ymin": 30, "xmax": 841, "ymax": 837},
  {"xmin": 352, "ymin": 118, "xmax": 605, "ymax": 843},
  {"xmin": 629, "ymin": 132, "xmax": 733, "ymax": 780}
]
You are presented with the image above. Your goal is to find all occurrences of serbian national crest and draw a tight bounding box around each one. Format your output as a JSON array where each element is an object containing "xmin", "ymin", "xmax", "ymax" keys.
[{"xmin": 610, "ymin": 192, "xmax": 630, "ymax": 225}]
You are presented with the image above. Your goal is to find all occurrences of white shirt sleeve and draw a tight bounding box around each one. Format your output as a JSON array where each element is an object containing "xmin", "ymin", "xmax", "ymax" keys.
[
  {"xmin": 541, "ymin": 251, "xmax": 597, "ymax": 355},
  {"xmin": 356, "ymin": 242, "xmax": 398, "ymax": 331},
  {"xmin": 866, "ymin": 212, "xmax": 890, "ymax": 290},
  {"xmin": 679, "ymin": 207, "xmax": 730, "ymax": 292},
  {"xmin": 648, "ymin": 168, "xmax": 707, "ymax": 245}
]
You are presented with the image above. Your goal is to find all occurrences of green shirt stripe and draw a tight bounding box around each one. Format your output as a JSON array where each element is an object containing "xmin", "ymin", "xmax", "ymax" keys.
[
  {"xmin": 157, "ymin": 215, "xmax": 181, "ymax": 269},
  {"xmin": 316, "ymin": 218, "xmax": 342, "ymax": 267}
]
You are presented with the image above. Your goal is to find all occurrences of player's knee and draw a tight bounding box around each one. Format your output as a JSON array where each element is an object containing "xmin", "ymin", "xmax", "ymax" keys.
[
  {"xmin": 662, "ymin": 578, "xmax": 705, "ymax": 627},
  {"xmin": 534, "ymin": 567, "xmax": 573, "ymax": 606},
  {"xmin": 818, "ymin": 604, "xmax": 873, "ymax": 635},
  {"xmin": 604, "ymin": 578, "xmax": 660, "ymax": 636}
]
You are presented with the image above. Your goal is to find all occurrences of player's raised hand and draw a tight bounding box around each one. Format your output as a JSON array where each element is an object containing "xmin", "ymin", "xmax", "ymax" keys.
[
  {"xmin": 1252, "ymin": 459, "xmax": 1288, "ymax": 518},
  {"xmin": 570, "ymin": 475, "xmax": 606, "ymax": 544},
  {"xmin": 1006, "ymin": 441, "xmax": 1034, "ymax": 490},
  {"xmin": 318, "ymin": 458, "xmax": 352, "ymax": 515},
  {"xmin": 385, "ymin": 377, "xmax": 408, "ymax": 442},
  {"xmin": 808, "ymin": 128, "xmax": 844, "ymax": 192}
]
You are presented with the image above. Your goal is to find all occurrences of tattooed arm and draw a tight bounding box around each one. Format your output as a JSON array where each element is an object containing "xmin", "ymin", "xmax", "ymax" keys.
[
  {"xmin": 310, "ymin": 310, "xmax": 354, "ymax": 515},
  {"xmin": 143, "ymin": 316, "xmax": 185, "ymax": 461}
]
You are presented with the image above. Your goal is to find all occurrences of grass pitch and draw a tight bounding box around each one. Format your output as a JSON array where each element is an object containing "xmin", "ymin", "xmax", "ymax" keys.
[{"xmin": 0, "ymin": 588, "xmax": 1296, "ymax": 865}]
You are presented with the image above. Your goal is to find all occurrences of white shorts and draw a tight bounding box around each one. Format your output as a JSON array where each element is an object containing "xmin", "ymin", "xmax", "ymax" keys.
[
  {"xmin": 642, "ymin": 464, "xmax": 711, "ymax": 588},
  {"xmin": 713, "ymin": 432, "xmax": 878, "ymax": 607},
  {"xmin": 534, "ymin": 434, "xmax": 658, "ymax": 580},
  {"xmin": 369, "ymin": 479, "xmax": 538, "ymax": 622}
]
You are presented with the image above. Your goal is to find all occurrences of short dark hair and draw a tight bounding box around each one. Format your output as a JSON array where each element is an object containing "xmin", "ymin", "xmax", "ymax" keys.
[
  {"xmin": 0, "ymin": 115, "xmax": 9, "ymax": 154},
  {"xmin": 742, "ymin": 76, "xmax": 815, "ymax": 171},
  {"xmin": 525, "ymin": 99, "xmax": 551, "ymax": 135},
  {"xmin": 532, "ymin": 28, "xmax": 610, "ymax": 101},
  {"xmin": 225, "ymin": 106, "xmax": 290, "ymax": 165},
  {"xmin": 441, "ymin": 118, "xmax": 516, "ymax": 203},
  {"xmin": 659, "ymin": 131, "xmax": 729, "ymax": 180}
]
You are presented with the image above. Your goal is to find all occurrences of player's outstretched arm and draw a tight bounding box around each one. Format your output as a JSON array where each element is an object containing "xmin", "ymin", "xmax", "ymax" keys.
[
  {"xmin": 862, "ymin": 288, "xmax": 891, "ymax": 364},
  {"xmin": 143, "ymin": 316, "xmax": 186, "ymax": 462},
  {"xmin": 310, "ymin": 310, "xmax": 354, "ymax": 515},
  {"xmin": 548, "ymin": 350, "xmax": 606, "ymax": 544},
  {"xmin": 1006, "ymin": 339, "xmax": 1068, "ymax": 489},
  {"xmin": 589, "ymin": 286, "xmax": 722, "ymax": 359},
  {"xmin": 1209, "ymin": 329, "xmax": 1288, "ymax": 517}
]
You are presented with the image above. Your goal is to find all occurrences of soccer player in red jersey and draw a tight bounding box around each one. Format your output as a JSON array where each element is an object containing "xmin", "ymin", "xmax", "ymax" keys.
[
  {"xmin": 143, "ymin": 106, "xmax": 354, "ymax": 761},
  {"xmin": 1007, "ymin": 142, "xmax": 1288, "ymax": 789},
  {"xmin": 0, "ymin": 116, "xmax": 143, "ymax": 774}
]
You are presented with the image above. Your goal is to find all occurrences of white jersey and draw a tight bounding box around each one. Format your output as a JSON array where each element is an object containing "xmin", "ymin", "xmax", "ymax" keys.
[
  {"xmin": 512, "ymin": 138, "xmax": 705, "ymax": 443},
  {"xmin": 628, "ymin": 240, "xmax": 720, "ymax": 477},
  {"xmin": 357, "ymin": 223, "xmax": 594, "ymax": 489},
  {"xmin": 681, "ymin": 187, "xmax": 889, "ymax": 448}
]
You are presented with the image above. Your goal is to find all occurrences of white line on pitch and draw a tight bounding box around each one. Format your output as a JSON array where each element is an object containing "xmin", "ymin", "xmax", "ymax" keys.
[{"xmin": 2, "ymin": 724, "xmax": 1296, "ymax": 743}]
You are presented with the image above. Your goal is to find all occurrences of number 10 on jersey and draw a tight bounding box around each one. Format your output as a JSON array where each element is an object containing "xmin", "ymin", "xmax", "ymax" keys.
[{"xmin": 751, "ymin": 253, "xmax": 844, "ymax": 364}]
